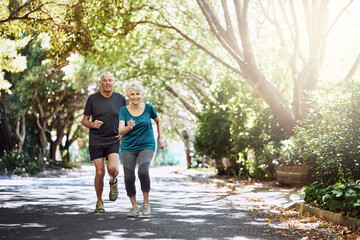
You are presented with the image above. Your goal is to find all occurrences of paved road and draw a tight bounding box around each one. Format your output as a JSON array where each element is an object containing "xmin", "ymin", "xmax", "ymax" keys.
[{"xmin": 0, "ymin": 165, "xmax": 329, "ymax": 239}]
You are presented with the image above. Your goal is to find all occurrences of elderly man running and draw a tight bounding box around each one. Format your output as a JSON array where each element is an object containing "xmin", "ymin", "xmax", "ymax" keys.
[{"xmin": 82, "ymin": 72, "xmax": 126, "ymax": 212}]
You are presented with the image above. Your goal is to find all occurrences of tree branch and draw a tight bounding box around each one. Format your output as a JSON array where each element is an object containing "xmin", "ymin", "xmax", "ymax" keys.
[
  {"xmin": 325, "ymin": 0, "xmax": 354, "ymax": 38},
  {"xmin": 1, "ymin": 1, "xmax": 78, "ymax": 24},
  {"xmin": 143, "ymin": 20, "xmax": 244, "ymax": 77},
  {"xmin": 344, "ymin": 52, "xmax": 360, "ymax": 81},
  {"xmin": 164, "ymin": 83, "xmax": 197, "ymax": 115},
  {"xmin": 234, "ymin": 0, "xmax": 255, "ymax": 65},
  {"xmin": 196, "ymin": 0, "xmax": 244, "ymax": 63},
  {"xmin": 221, "ymin": 0, "xmax": 242, "ymax": 55}
]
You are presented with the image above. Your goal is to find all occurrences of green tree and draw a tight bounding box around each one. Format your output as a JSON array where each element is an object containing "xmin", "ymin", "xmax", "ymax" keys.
[{"xmin": 138, "ymin": 0, "xmax": 360, "ymax": 136}]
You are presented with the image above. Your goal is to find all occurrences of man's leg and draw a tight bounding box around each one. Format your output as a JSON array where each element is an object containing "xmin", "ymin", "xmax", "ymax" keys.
[
  {"xmin": 107, "ymin": 153, "xmax": 119, "ymax": 184},
  {"xmin": 94, "ymin": 158, "xmax": 106, "ymax": 203},
  {"xmin": 107, "ymin": 153, "xmax": 119, "ymax": 201}
]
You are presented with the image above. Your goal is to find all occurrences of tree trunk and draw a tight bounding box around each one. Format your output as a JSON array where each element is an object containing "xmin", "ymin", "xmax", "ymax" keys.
[
  {"xmin": 0, "ymin": 92, "xmax": 26, "ymax": 152},
  {"xmin": 60, "ymin": 124, "xmax": 82, "ymax": 163},
  {"xmin": 174, "ymin": 129, "xmax": 193, "ymax": 168},
  {"xmin": 35, "ymin": 117, "xmax": 47, "ymax": 166},
  {"xmin": 241, "ymin": 62, "xmax": 296, "ymax": 136},
  {"xmin": 185, "ymin": 142, "xmax": 192, "ymax": 169},
  {"xmin": 14, "ymin": 115, "xmax": 26, "ymax": 152},
  {"xmin": 180, "ymin": 130, "xmax": 193, "ymax": 168},
  {"xmin": 49, "ymin": 142, "xmax": 57, "ymax": 162}
]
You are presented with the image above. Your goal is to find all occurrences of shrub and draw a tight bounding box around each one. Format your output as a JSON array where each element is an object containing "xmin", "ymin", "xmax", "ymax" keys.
[
  {"xmin": 303, "ymin": 181, "xmax": 360, "ymax": 218},
  {"xmin": 0, "ymin": 150, "xmax": 41, "ymax": 175},
  {"xmin": 230, "ymin": 103, "xmax": 286, "ymax": 180},
  {"xmin": 292, "ymin": 79, "xmax": 360, "ymax": 184}
]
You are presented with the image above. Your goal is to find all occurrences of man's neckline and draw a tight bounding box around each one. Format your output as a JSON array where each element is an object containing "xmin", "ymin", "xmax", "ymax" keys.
[{"xmin": 100, "ymin": 91, "xmax": 113, "ymax": 98}]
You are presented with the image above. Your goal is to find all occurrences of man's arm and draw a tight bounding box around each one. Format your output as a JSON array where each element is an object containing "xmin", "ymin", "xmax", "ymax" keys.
[{"xmin": 82, "ymin": 115, "xmax": 103, "ymax": 129}]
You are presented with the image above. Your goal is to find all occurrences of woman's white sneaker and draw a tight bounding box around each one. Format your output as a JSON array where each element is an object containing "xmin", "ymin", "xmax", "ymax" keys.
[
  {"xmin": 142, "ymin": 204, "xmax": 151, "ymax": 216},
  {"xmin": 127, "ymin": 206, "xmax": 140, "ymax": 217}
]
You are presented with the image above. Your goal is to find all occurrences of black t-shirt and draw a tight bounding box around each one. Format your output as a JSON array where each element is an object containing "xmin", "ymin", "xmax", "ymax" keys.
[{"xmin": 84, "ymin": 92, "xmax": 126, "ymax": 145}]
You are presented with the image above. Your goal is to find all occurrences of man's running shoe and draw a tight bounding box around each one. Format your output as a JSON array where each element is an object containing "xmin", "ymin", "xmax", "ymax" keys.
[
  {"xmin": 127, "ymin": 207, "xmax": 140, "ymax": 217},
  {"xmin": 142, "ymin": 204, "xmax": 151, "ymax": 216},
  {"xmin": 95, "ymin": 202, "xmax": 105, "ymax": 213},
  {"xmin": 109, "ymin": 178, "xmax": 118, "ymax": 201}
]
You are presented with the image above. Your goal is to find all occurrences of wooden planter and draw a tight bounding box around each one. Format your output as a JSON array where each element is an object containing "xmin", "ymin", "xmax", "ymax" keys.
[{"xmin": 276, "ymin": 165, "xmax": 310, "ymax": 185}]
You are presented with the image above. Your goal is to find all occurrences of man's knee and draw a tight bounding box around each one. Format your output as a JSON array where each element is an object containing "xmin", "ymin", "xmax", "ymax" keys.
[
  {"xmin": 107, "ymin": 154, "xmax": 119, "ymax": 172},
  {"xmin": 94, "ymin": 158, "xmax": 106, "ymax": 178},
  {"xmin": 95, "ymin": 167, "xmax": 106, "ymax": 178}
]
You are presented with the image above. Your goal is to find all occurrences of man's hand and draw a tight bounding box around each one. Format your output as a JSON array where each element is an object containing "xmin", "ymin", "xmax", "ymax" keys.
[
  {"xmin": 116, "ymin": 133, "xmax": 123, "ymax": 142},
  {"xmin": 91, "ymin": 120, "xmax": 103, "ymax": 129}
]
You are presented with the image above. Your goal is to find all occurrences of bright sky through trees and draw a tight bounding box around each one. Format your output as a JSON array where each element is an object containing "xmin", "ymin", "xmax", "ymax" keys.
[{"xmin": 1, "ymin": 0, "xmax": 359, "ymax": 167}]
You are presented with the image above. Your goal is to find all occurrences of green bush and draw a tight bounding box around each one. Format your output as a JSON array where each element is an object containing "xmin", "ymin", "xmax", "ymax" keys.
[
  {"xmin": 303, "ymin": 181, "xmax": 360, "ymax": 218},
  {"xmin": 194, "ymin": 79, "xmax": 237, "ymax": 175},
  {"xmin": 292, "ymin": 79, "xmax": 360, "ymax": 184},
  {"xmin": 230, "ymin": 102, "xmax": 286, "ymax": 180},
  {"xmin": 194, "ymin": 77, "xmax": 286, "ymax": 178},
  {"xmin": 0, "ymin": 150, "xmax": 41, "ymax": 175}
]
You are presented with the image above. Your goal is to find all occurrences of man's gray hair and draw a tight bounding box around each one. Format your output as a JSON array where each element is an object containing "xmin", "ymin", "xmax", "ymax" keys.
[
  {"xmin": 126, "ymin": 82, "xmax": 144, "ymax": 96},
  {"xmin": 100, "ymin": 72, "xmax": 115, "ymax": 81}
]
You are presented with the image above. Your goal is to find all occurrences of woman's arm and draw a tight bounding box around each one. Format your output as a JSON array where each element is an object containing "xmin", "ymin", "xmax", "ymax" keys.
[
  {"xmin": 154, "ymin": 117, "xmax": 165, "ymax": 149},
  {"xmin": 118, "ymin": 119, "xmax": 135, "ymax": 135}
]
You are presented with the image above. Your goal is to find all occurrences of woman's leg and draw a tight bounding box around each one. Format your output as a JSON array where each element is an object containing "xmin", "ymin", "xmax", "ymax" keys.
[
  {"xmin": 138, "ymin": 149, "xmax": 154, "ymax": 204},
  {"xmin": 121, "ymin": 151, "xmax": 138, "ymax": 206}
]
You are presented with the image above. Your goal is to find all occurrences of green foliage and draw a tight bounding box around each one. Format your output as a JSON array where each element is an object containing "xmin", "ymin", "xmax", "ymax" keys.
[
  {"xmin": 229, "ymin": 86, "xmax": 286, "ymax": 179},
  {"xmin": 291, "ymin": 79, "xmax": 360, "ymax": 184},
  {"xmin": 272, "ymin": 138, "xmax": 308, "ymax": 166},
  {"xmin": 194, "ymin": 75, "xmax": 286, "ymax": 178},
  {"xmin": 303, "ymin": 181, "xmax": 360, "ymax": 218},
  {"xmin": 0, "ymin": 150, "xmax": 41, "ymax": 175},
  {"xmin": 194, "ymin": 78, "xmax": 236, "ymax": 172}
]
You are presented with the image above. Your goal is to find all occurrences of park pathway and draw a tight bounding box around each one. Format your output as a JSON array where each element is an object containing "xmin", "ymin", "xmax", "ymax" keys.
[{"xmin": 0, "ymin": 164, "xmax": 329, "ymax": 240}]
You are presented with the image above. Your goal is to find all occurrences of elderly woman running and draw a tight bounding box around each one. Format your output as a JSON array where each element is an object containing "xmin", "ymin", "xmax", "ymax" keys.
[{"xmin": 118, "ymin": 82, "xmax": 165, "ymax": 217}]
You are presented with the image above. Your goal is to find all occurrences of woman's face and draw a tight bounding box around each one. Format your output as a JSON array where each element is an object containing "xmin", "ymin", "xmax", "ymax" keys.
[{"xmin": 128, "ymin": 88, "xmax": 143, "ymax": 105}]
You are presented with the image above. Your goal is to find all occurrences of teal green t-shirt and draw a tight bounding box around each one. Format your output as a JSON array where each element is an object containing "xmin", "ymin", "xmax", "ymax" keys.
[{"xmin": 119, "ymin": 103, "xmax": 158, "ymax": 151}]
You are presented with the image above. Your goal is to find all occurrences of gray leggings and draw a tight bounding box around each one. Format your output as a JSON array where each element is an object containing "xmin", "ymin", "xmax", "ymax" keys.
[{"xmin": 121, "ymin": 149, "xmax": 154, "ymax": 197}]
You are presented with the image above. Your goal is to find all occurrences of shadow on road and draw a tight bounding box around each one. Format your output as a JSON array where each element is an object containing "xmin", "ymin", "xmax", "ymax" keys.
[{"xmin": 0, "ymin": 166, "xmax": 328, "ymax": 239}]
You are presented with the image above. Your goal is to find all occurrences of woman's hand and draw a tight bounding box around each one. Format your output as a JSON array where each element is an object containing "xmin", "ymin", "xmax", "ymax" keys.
[
  {"xmin": 127, "ymin": 118, "xmax": 135, "ymax": 129},
  {"xmin": 158, "ymin": 136, "xmax": 166, "ymax": 149}
]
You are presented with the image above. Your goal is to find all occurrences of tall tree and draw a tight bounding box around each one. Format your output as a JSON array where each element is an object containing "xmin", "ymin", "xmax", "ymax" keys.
[{"xmin": 139, "ymin": 0, "xmax": 359, "ymax": 136}]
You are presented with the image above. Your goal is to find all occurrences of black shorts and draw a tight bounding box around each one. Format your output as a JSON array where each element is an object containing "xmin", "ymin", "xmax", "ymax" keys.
[{"xmin": 89, "ymin": 142, "xmax": 120, "ymax": 161}]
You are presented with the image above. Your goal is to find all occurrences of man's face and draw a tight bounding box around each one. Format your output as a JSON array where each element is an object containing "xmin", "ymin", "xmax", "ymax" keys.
[{"xmin": 100, "ymin": 75, "xmax": 114, "ymax": 92}]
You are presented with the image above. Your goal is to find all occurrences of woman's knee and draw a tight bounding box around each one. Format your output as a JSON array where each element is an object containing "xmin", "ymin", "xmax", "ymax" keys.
[
  {"xmin": 124, "ymin": 175, "xmax": 135, "ymax": 185},
  {"xmin": 138, "ymin": 169, "xmax": 149, "ymax": 179},
  {"xmin": 138, "ymin": 165, "xmax": 150, "ymax": 183}
]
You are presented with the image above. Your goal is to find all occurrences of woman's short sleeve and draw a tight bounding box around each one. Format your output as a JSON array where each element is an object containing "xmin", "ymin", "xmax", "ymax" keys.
[
  {"xmin": 148, "ymin": 104, "xmax": 158, "ymax": 119},
  {"xmin": 119, "ymin": 106, "xmax": 127, "ymax": 121}
]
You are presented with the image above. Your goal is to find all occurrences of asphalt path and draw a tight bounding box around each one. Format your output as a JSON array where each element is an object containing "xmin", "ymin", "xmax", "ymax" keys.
[{"xmin": 0, "ymin": 165, "xmax": 330, "ymax": 240}]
